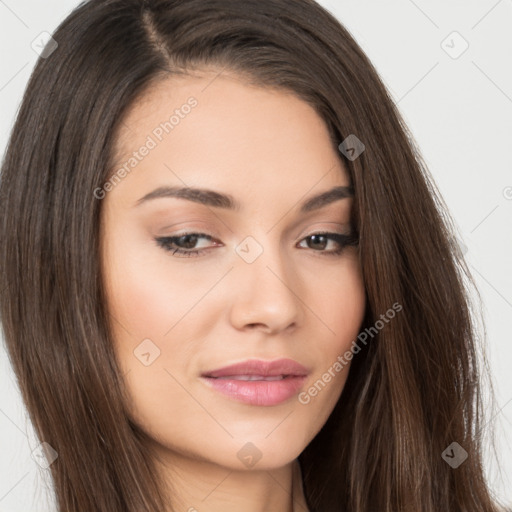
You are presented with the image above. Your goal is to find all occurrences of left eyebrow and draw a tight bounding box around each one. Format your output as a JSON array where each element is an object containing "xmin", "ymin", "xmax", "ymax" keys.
[
  {"xmin": 134, "ymin": 184, "xmax": 354, "ymax": 211},
  {"xmin": 299, "ymin": 185, "xmax": 354, "ymax": 213}
]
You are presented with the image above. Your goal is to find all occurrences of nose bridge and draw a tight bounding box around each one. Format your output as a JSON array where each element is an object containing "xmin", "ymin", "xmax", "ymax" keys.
[
  {"xmin": 236, "ymin": 232, "xmax": 292, "ymax": 286},
  {"xmin": 229, "ymin": 233, "xmax": 302, "ymax": 331}
]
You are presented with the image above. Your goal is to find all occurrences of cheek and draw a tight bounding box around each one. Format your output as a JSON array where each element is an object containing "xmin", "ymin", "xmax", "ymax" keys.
[
  {"xmin": 103, "ymin": 231, "xmax": 216, "ymax": 341},
  {"xmin": 101, "ymin": 227, "xmax": 190, "ymax": 380},
  {"xmin": 313, "ymin": 252, "xmax": 366, "ymax": 344},
  {"xmin": 102, "ymin": 235, "xmax": 211, "ymax": 433},
  {"xmin": 300, "ymin": 253, "xmax": 365, "ymax": 407}
]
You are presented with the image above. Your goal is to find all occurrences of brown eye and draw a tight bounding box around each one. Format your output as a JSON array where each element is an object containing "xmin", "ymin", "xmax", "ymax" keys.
[
  {"xmin": 298, "ymin": 232, "xmax": 358, "ymax": 256},
  {"xmin": 155, "ymin": 232, "xmax": 220, "ymax": 257}
]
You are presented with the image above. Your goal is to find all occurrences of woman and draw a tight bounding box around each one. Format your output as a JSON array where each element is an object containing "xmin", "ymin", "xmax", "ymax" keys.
[{"xmin": 0, "ymin": 0, "xmax": 505, "ymax": 510}]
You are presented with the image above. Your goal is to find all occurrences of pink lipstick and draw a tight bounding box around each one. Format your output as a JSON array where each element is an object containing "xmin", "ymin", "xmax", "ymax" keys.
[{"xmin": 200, "ymin": 358, "xmax": 309, "ymax": 406}]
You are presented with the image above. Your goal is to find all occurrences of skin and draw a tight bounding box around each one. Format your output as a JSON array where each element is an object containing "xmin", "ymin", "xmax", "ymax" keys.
[{"xmin": 100, "ymin": 69, "xmax": 366, "ymax": 512}]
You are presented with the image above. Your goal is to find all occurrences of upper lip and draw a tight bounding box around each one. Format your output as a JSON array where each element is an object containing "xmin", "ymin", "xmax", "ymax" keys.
[{"xmin": 201, "ymin": 358, "xmax": 309, "ymax": 378}]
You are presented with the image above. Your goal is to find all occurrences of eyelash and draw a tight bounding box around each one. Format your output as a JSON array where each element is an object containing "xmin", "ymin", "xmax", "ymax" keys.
[{"xmin": 155, "ymin": 231, "xmax": 358, "ymax": 258}]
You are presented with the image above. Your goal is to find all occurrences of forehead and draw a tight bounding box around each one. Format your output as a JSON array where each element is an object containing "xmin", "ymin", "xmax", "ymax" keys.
[{"xmin": 107, "ymin": 70, "xmax": 349, "ymax": 205}]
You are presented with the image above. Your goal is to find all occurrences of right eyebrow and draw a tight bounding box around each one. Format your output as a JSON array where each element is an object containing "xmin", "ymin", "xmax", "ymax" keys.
[{"xmin": 134, "ymin": 186, "xmax": 241, "ymax": 210}]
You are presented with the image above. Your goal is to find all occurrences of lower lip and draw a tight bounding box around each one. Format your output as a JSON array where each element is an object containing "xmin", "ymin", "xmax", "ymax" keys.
[{"xmin": 201, "ymin": 376, "xmax": 307, "ymax": 406}]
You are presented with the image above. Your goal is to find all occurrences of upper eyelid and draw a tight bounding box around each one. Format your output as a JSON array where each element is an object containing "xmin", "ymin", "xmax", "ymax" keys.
[
  {"xmin": 161, "ymin": 219, "xmax": 350, "ymax": 238},
  {"xmin": 161, "ymin": 228, "xmax": 350, "ymax": 238}
]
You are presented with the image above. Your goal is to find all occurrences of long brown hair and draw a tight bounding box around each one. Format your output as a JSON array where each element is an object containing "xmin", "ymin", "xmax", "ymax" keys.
[{"xmin": 0, "ymin": 0, "xmax": 504, "ymax": 510}]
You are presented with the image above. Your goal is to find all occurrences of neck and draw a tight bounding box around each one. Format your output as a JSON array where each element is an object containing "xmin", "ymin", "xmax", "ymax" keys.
[{"xmin": 155, "ymin": 450, "xmax": 309, "ymax": 512}]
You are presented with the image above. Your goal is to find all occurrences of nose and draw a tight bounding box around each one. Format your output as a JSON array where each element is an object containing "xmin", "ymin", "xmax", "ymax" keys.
[{"xmin": 228, "ymin": 241, "xmax": 303, "ymax": 335}]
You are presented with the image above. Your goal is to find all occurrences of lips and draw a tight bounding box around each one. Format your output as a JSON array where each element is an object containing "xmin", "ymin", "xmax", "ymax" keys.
[
  {"xmin": 201, "ymin": 358, "xmax": 309, "ymax": 379},
  {"xmin": 213, "ymin": 375, "xmax": 286, "ymax": 381},
  {"xmin": 200, "ymin": 358, "xmax": 309, "ymax": 406}
]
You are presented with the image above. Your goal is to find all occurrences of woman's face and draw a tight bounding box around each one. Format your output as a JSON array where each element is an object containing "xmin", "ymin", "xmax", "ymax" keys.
[{"xmin": 100, "ymin": 70, "xmax": 366, "ymax": 471}]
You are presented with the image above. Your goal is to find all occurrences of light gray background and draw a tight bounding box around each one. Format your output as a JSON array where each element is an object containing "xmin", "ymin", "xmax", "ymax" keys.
[{"xmin": 1, "ymin": 1, "xmax": 511, "ymax": 510}]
